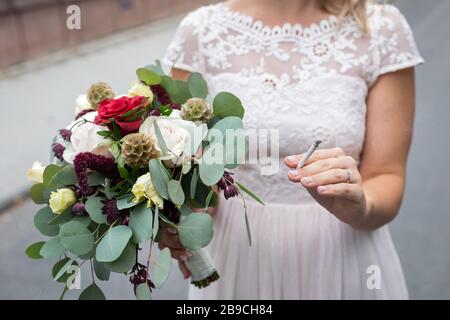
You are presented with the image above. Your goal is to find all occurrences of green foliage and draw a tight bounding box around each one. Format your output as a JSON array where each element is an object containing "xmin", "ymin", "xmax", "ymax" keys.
[
  {"xmin": 199, "ymin": 144, "xmax": 225, "ymax": 186},
  {"xmin": 213, "ymin": 92, "xmax": 245, "ymax": 119},
  {"xmin": 188, "ymin": 73, "xmax": 208, "ymax": 99},
  {"xmin": 168, "ymin": 180, "xmax": 185, "ymax": 206},
  {"xmin": 93, "ymin": 259, "xmax": 110, "ymax": 281},
  {"xmin": 79, "ymin": 283, "xmax": 106, "ymax": 300},
  {"xmin": 59, "ymin": 221, "xmax": 94, "ymax": 255},
  {"xmin": 50, "ymin": 166, "xmax": 76, "ymax": 187},
  {"xmin": 152, "ymin": 248, "xmax": 171, "ymax": 288},
  {"xmin": 40, "ymin": 237, "xmax": 66, "ymax": 259},
  {"xmin": 85, "ymin": 196, "xmax": 107, "ymax": 224},
  {"xmin": 34, "ymin": 207, "xmax": 59, "ymax": 236},
  {"xmin": 129, "ymin": 203, "xmax": 153, "ymax": 243},
  {"xmin": 172, "ymin": 80, "xmax": 192, "ymax": 104},
  {"xmin": 236, "ymin": 182, "xmax": 265, "ymax": 205},
  {"xmin": 136, "ymin": 68, "xmax": 161, "ymax": 85},
  {"xmin": 178, "ymin": 213, "xmax": 214, "ymax": 250},
  {"xmin": 104, "ymin": 242, "xmax": 136, "ymax": 273},
  {"xmin": 30, "ymin": 183, "xmax": 47, "ymax": 204},
  {"xmin": 96, "ymin": 225, "xmax": 132, "ymax": 262},
  {"xmin": 25, "ymin": 241, "xmax": 45, "ymax": 259},
  {"xmin": 52, "ymin": 257, "xmax": 77, "ymax": 282},
  {"xmin": 149, "ymin": 159, "xmax": 169, "ymax": 200},
  {"xmin": 135, "ymin": 283, "xmax": 151, "ymax": 300}
]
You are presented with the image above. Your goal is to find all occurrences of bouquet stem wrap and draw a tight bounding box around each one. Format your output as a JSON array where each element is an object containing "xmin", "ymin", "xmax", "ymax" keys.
[{"xmin": 185, "ymin": 248, "xmax": 219, "ymax": 288}]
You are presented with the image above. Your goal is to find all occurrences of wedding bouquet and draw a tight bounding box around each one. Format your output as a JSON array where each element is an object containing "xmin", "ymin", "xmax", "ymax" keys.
[{"xmin": 25, "ymin": 61, "xmax": 263, "ymax": 299}]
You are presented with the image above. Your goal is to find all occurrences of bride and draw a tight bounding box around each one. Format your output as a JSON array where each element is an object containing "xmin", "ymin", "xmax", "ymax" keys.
[{"xmin": 159, "ymin": 0, "xmax": 423, "ymax": 299}]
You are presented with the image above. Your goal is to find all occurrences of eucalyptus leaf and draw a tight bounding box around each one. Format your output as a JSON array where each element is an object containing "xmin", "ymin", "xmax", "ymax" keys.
[
  {"xmin": 152, "ymin": 247, "xmax": 171, "ymax": 288},
  {"xmin": 59, "ymin": 221, "xmax": 94, "ymax": 255},
  {"xmin": 172, "ymin": 80, "xmax": 192, "ymax": 104},
  {"xmin": 213, "ymin": 92, "xmax": 245, "ymax": 119},
  {"xmin": 85, "ymin": 197, "xmax": 107, "ymax": 224},
  {"xmin": 149, "ymin": 159, "xmax": 169, "ymax": 199},
  {"xmin": 50, "ymin": 166, "xmax": 76, "ymax": 187},
  {"xmin": 153, "ymin": 121, "xmax": 169, "ymax": 156},
  {"xmin": 104, "ymin": 242, "xmax": 136, "ymax": 273},
  {"xmin": 244, "ymin": 207, "xmax": 252, "ymax": 246},
  {"xmin": 34, "ymin": 207, "xmax": 59, "ymax": 236},
  {"xmin": 199, "ymin": 144, "xmax": 225, "ymax": 186},
  {"xmin": 136, "ymin": 68, "xmax": 161, "ymax": 85},
  {"xmin": 52, "ymin": 257, "xmax": 76, "ymax": 282},
  {"xmin": 190, "ymin": 167, "xmax": 199, "ymax": 200},
  {"xmin": 30, "ymin": 183, "xmax": 47, "ymax": 204},
  {"xmin": 25, "ymin": 241, "xmax": 45, "ymax": 259},
  {"xmin": 188, "ymin": 72, "xmax": 208, "ymax": 99},
  {"xmin": 79, "ymin": 283, "xmax": 106, "ymax": 300},
  {"xmin": 93, "ymin": 259, "xmax": 110, "ymax": 281},
  {"xmin": 40, "ymin": 237, "xmax": 66, "ymax": 259},
  {"xmin": 129, "ymin": 204, "xmax": 153, "ymax": 243},
  {"xmin": 168, "ymin": 180, "xmax": 185, "ymax": 206},
  {"xmin": 152, "ymin": 206, "xmax": 159, "ymax": 240},
  {"xmin": 161, "ymin": 75, "xmax": 178, "ymax": 97},
  {"xmin": 88, "ymin": 172, "xmax": 106, "ymax": 186},
  {"xmin": 178, "ymin": 213, "xmax": 214, "ymax": 250},
  {"xmin": 116, "ymin": 196, "xmax": 137, "ymax": 210},
  {"xmin": 96, "ymin": 225, "xmax": 132, "ymax": 262},
  {"xmin": 43, "ymin": 164, "xmax": 61, "ymax": 187},
  {"xmin": 135, "ymin": 283, "xmax": 151, "ymax": 300},
  {"xmin": 48, "ymin": 207, "xmax": 73, "ymax": 226}
]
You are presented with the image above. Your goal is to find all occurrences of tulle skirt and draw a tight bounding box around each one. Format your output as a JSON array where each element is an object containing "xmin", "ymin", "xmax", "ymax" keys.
[{"xmin": 189, "ymin": 196, "xmax": 408, "ymax": 300}]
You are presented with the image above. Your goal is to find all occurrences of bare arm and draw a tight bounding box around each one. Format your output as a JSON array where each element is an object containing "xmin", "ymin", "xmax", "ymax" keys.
[{"xmin": 285, "ymin": 68, "xmax": 417, "ymax": 231}]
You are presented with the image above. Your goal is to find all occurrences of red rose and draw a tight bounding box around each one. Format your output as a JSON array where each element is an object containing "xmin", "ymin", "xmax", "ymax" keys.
[{"xmin": 95, "ymin": 96, "xmax": 147, "ymax": 135}]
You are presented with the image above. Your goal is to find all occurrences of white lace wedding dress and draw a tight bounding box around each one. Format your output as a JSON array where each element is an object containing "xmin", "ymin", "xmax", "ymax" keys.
[{"xmin": 163, "ymin": 3, "xmax": 423, "ymax": 299}]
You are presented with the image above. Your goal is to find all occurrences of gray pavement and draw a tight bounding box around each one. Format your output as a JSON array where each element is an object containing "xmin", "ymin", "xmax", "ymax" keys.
[{"xmin": 1, "ymin": 0, "xmax": 450, "ymax": 299}]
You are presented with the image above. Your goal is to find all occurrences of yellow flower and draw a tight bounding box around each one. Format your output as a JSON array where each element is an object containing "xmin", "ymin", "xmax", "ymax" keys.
[
  {"xmin": 26, "ymin": 161, "xmax": 45, "ymax": 183},
  {"xmin": 49, "ymin": 188, "xmax": 77, "ymax": 214},
  {"xmin": 132, "ymin": 173, "xmax": 163, "ymax": 208},
  {"xmin": 128, "ymin": 81, "xmax": 154, "ymax": 102}
]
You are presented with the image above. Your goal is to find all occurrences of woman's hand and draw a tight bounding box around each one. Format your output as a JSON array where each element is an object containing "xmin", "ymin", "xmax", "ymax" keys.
[
  {"xmin": 158, "ymin": 223, "xmax": 191, "ymax": 279},
  {"xmin": 284, "ymin": 147, "xmax": 371, "ymax": 228}
]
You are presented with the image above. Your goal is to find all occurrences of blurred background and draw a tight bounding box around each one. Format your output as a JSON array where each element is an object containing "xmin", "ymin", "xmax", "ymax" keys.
[{"xmin": 0, "ymin": 0, "xmax": 449, "ymax": 300}]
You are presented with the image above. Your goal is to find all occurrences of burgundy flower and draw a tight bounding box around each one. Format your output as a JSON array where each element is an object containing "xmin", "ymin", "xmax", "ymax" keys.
[
  {"xmin": 59, "ymin": 129, "xmax": 72, "ymax": 141},
  {"xmin": 150, "ymin": 84, "xmax": 171, "ymax": 106},
  {"xmin": 73, "ymin": 152, "xmax": 119, "ymax": 196},
  {"xmin": 148, "ymin": 108, "xmax": 161, "ymax": 117},
  {"xmin": 129, "ymin": 262, "xmax": 155, "ymax": 293},
  {"xmin": 52, "ymin": 143, "xmax": 65, "ymax": 160},
  {"xmin": 217, "ymin": 171, "xmax": 235, "ymax": 190},
  {"xmin": 72, "ymin": 202, "xmax": 85, "ymax": 216},
  {"xmin": 101, "ymin": 199, "xmax": 121, "ymax": 224},
  {"xmin": 171, "ymin": 103, "xmax": 181, "ymax": 110},
  {"xmin": 224, "ymin": 185, "xmax": 239, "ymax": 200}
]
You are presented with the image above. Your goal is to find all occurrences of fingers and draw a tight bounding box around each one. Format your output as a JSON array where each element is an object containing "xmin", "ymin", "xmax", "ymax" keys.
[
  {"xmin": 159, "ymin": 225, "xmax": 184, "ymax": 249},
  {"xmin": 178, "ymin": 261, "xmax": 191, "ymax": 279},
  {"xmin": 298, "ymin": 168, "xmax": 356, "ymax": 187},
  {"xmin": 316, "ymin": 183, "xmax": 364, "ymax": 201},
  {"xmin": 284, "ymin": 147, "xmax": 346, "ymax": 169},
  {"xmin": 288, "ymin": 155, "xmax": 357, "ymax": 183}
]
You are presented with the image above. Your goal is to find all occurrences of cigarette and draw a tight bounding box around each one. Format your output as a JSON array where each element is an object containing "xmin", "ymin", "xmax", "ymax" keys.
[{"xmin": 297, "ymin": 140, "xmax": 322, "ymax": 168}]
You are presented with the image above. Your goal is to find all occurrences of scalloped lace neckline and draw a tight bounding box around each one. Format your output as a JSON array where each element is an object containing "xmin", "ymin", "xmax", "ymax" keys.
[{"xmin": 215, "ymin": 3, "xmax": 355, "ymax": 40}]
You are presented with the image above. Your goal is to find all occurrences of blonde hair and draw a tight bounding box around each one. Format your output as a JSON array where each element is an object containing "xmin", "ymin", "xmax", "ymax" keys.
[{"xmin": 320, "ymin": 0, "xmax": 374, "ymax": 33}]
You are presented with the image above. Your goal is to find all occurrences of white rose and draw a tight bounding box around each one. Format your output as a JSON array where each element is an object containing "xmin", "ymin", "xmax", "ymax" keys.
[
  {"xmin": 139, "ymin": 116, "xmax": 208, "ymax": 167},
  {"xmin": 74, "ymin": 94, "xmax": 93, "ymax": 115},
  {"xmin": 63, "ymin": 111, "xmax": 113, "ymax": 164},
  {"xmin": 26, "ymin": 161, "xmax": 45, "ymax": 183}
]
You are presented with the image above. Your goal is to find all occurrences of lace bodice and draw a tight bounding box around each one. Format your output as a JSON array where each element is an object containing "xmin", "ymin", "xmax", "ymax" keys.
[{"xmin": 163, "ymin": 3, "xmax": 423, "ymax": 204}]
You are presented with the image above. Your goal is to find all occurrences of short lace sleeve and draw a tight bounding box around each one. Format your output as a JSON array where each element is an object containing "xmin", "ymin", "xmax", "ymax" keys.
[
  {"xmin": 370, "ymin": 5, "xmax": 424, "ymax": 81},
  {"xmin": 162, "ymin": 8, "xmax": 206, "ymax": 73}
]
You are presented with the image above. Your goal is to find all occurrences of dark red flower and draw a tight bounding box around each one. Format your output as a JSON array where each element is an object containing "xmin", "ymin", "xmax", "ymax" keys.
[
  {"xmin": 52, "ymin": 143, "xmax": 65, "ymax": 160},
  {"xmin": 94, "ymin": 96, "xmax": 148, "ymax": 135},
  {"xmin": 59, "ymin": 129, "xmax": 72, "ymax": 141}
]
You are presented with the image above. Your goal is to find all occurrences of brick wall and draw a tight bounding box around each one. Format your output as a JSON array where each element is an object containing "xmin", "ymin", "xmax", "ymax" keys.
[{"xmin": 0, "ymin": 0, "xmax": 219, "ymax": 69}]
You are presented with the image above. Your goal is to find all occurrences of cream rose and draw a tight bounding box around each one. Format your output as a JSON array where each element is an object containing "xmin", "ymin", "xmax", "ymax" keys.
[
  {"xmin": 139, "ymin": 116, "xmax": 208, "ymax": 167},
  {"xmin": 26, "ymin": 161, "xmax": 45, "ymax": 183},
  {"xmin": 74, "ymin": 94, "xmax": 93, "ymax": 115},
  {"xmin": 49, "ymin": 188, "xmax": 77, "ymax": 214},
  {"xmin": 131, "ymin": 173, "xmax": 163, "ymax": 208},
  {"xmin": 63, "ymin": 111, "xmax": 113, "ymax": 164},
  {"xmin": 128, "ymin": 81, "xmax": 154, "ymax": 102}
]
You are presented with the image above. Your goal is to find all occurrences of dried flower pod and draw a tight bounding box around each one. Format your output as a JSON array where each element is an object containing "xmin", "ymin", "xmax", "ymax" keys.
[
  {"xmin": 180, "ymin": 98, "xmax": 212, "ymax": 123},
  {"xmin": 87, "ymin": 82, "xmax": 115, "ymax": 109},
  {"xmin": 121, "ymin": 133, "xmax": 160, "ymax": 168}
]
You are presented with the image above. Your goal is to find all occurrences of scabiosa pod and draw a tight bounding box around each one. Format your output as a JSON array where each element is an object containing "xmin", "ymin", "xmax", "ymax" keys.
[{"xmin": 73, "ymin": 152, "xmax": 119, "ymax": 196}]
